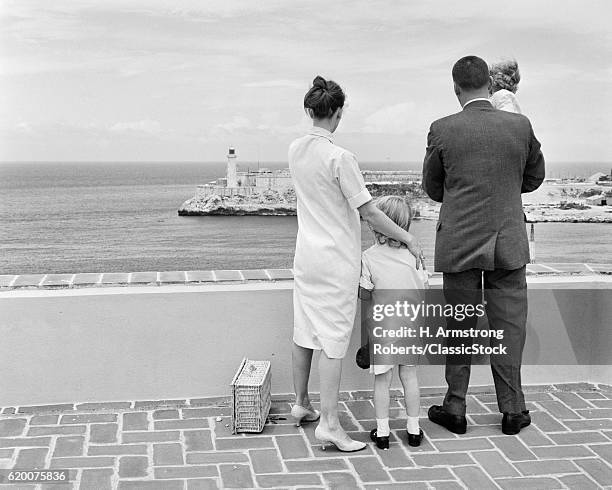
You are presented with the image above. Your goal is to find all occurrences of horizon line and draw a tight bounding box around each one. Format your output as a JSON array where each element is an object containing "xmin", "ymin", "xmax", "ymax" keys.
[{"xmin": 1, "ymin": 160, "xmax": 611, "ymax": 166}]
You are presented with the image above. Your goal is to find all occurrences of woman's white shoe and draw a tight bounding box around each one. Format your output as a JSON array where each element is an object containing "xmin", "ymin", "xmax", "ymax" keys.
[
  {"xmin": 291, "ymin": 405, "xmax": 320, "ymax": 427},
  {"xmin": 314, "ymin": 425, "xmax": 367, "ymax": 452}
]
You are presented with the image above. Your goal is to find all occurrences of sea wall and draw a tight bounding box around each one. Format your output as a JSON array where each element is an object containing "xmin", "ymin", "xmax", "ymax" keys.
[
  {"xmin": 1, "ymin": 265, "xmax": 610, "ymax": 407},
  {"xmin": 196, "ymin": 185, "xmax": 279, "ymax": 199}
]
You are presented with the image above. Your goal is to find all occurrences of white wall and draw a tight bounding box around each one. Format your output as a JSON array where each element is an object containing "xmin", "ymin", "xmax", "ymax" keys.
[{"xmin": 1, "ymin": 278, "xmax": 610, "ymax": 407}]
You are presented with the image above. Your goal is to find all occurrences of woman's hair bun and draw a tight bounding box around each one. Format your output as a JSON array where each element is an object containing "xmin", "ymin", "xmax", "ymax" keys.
[
  {"xmin": 303, "ymin": 75, "xmax": 345, "ymax": 119},
  {"xmin": 312, "ymin": 76, "xmax": 327, "ymax": 90}
]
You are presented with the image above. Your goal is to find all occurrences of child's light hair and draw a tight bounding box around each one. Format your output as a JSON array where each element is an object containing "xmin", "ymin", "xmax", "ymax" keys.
[
  {"xmin": 372, "ymin": 195, "xmax": 412, "ymax": 247},
  {"xmin": 490, "ymin": 59, "xmax": 520, "ymax": 94}
]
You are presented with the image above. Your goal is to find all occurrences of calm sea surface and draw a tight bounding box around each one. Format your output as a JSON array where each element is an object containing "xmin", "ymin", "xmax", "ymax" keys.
[{"xmin": 1, "ymin": 162, "xmax": 610, "ymax": 275}]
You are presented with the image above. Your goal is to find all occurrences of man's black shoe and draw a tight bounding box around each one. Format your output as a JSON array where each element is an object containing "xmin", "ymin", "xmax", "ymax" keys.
[
  {"xmin": 502, "ymin": 410, "xmax": 531, "ymax": 435},
  {"xmin": 427, "ymin": 405, "xmax": 467, "ymax": 434}
]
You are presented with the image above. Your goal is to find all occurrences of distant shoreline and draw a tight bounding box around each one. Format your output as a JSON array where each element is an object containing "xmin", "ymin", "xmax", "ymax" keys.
[{"xmin": 178, "ymin": 197, "xmax": 612, "ymax": 222}]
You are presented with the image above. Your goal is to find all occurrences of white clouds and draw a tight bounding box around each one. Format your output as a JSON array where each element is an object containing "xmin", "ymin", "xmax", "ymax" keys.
[
  {"xmin": 212, "ymin": 114, "xmax": 309, "ymax": 136},
  {"xmin": 363, "ymin": 103, "xmax": 418, "ymax": 135},
  {"xmin": 1, "ymin": 1, "xmax": 611, "ymax": 162},
  {"xmin": 110, "ymin": 120, "xmax": 161, "ymax": 134},
  {"xmin": 243, "ymin": 79, "xmax": 305, "ymax": 89},
  {"xmin": 213, "ymin": 116, "xmax": 252, "ymax": 133},
  {"xmin": 14, "ymin": 122, "xmax": 33, "ymax": 133}
]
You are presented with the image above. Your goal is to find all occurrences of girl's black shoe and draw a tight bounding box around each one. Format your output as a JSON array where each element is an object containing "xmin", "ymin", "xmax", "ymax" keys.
[
  {"xmin": 407, "ymin": 429, "xmax": 424, "ymax": 447},
  {"xmin": 370, "ymin": 429, "xmax": 389, "ymax": 450}
]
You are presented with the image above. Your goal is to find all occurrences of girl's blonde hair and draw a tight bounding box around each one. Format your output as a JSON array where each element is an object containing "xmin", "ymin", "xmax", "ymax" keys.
[
  {"xmin": 490, "ymin": 59, "xmax": 520, "ymax": 94},
  {"xmin": 372, "ymin": 195, "xmax": 412, "ymax": 247}
]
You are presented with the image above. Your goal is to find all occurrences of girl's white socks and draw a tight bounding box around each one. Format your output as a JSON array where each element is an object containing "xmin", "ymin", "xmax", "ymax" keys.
[
  {"xmin": 407, "ymin": 416, "xmax": 420, "ymax": 435},
  {"xmin": 376, "ymin": 418, "xmax": 390, "ymax": 437}
]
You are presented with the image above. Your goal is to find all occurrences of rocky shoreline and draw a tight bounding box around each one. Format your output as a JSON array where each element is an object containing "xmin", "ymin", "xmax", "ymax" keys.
[
  {"xmin": 179, "ymin": 201, "xmax": 296, "ymax": 216},
  {"xmin": 178, "ymin": 182, "xmax": 428, "ymax": 217},
  {"xmin": 178, "ymin": 190, "xmax": 296, "ymax": 216},
  {"xmin": 179, "ymin": 198, "xmax": 612, "ymax": 222},
  {"xmin": 524, "ymin": 205, "xmax": 612, "ymax": 223},
  {"xmin": 178, "ymin": 184, "xmax": 612, "ymax": 222}
]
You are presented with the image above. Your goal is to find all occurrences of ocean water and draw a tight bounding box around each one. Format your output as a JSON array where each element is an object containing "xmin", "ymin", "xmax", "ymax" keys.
[{"xmin": 0, "ymin": 162, "xmax": 610, "ymax": 275}]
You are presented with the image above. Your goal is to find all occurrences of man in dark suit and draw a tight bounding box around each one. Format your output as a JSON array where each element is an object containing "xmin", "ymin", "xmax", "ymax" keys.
[{"xmin": 422, "ymin": 56, "xmax": 545, "ymax": 435}]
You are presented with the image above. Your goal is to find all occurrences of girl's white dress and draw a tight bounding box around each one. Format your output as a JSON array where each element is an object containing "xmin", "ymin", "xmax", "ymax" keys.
[
  {"xmin": 360, "ymin": 242, "xmax": 428, "ymax": 374},
  {"xmin": 490, "ymin": 89, "xmax": 521, "ymax": 114},
  {"xmin": 288, "ymin": 127, "xmax": 372, "ymax": 359}
]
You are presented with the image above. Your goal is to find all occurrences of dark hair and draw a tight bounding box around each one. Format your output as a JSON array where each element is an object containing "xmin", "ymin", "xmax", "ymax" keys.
[
  {"xmin": 490, "ymin": 59, "xmax": 521, "ymax": 93},
  {"xmin": 452, "ymin": 56, "xmax": 490, "ymax": 90},
  {"xmin": 303, "ymin": 76, "xmax": 345, "ymax": 119}
]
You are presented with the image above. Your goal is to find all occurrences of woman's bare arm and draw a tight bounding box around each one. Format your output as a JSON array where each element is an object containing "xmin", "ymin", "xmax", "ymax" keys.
[{"xmin": 358, "ymin": 200, "xmax": 424, "ymax": 268}]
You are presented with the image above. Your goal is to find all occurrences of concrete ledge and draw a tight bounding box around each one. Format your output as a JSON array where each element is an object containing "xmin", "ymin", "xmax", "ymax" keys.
[
  {"xmin": 0, "ymin": 269, "xmax": 295, "ymax": 290},
  {"xmin": 0, "ymin": 263, "xmax": 610, "ymax": 291},
  {"xmin": 0, "ymin": 273, "xmax": 610, "ymax": 407}
]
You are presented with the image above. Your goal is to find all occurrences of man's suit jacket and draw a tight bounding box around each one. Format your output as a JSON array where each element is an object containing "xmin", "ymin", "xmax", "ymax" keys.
[{"xmin": 422, "ymin": 99, "xmax": 545, "ymax": 273}]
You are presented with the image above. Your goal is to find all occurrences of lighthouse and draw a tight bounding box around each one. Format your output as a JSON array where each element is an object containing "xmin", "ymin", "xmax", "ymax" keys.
[{"xmin": 226, "ymin": 147, "xmax": 238, "ymax": 188}]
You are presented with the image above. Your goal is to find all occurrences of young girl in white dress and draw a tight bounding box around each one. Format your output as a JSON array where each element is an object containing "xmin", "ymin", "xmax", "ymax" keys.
[
  {"xmin": 359, "ymin": 196, "xmax": 428, "ymax": 450},
  {"xmin": 489, "ymin": 59, "xmax": 521, "ymax": 114}
]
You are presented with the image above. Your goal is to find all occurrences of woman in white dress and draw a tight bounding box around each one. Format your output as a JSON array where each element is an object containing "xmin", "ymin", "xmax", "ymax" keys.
[
  {"xmin": 288, "ymin": 76, "xmax": 424, "ymax": 451},
  {"xmin": 489, "ymin": 59, "xmax": 521, "ymax": 113}
]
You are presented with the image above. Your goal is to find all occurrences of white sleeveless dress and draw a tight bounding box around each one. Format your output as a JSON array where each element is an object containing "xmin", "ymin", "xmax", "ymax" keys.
[{"xmin": 288, "ymin": 127, "xmax": 372, "ymax": 359}]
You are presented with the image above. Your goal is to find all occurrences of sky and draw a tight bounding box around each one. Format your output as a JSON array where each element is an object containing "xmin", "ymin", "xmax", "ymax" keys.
[{"xmin": 1, "ymin": 0, "xmax": 611, "ymax": 164}]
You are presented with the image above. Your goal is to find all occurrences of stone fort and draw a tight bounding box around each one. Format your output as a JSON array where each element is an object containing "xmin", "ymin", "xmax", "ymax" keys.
[{"xmin": 197, "ymin": 147, "xmax": 422, "ymax": 198}]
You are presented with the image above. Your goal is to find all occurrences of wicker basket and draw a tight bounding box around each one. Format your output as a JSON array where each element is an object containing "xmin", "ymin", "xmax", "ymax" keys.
[{"xmin": 230, "ymin": 358, "xmax": 272, "ymax": 434}]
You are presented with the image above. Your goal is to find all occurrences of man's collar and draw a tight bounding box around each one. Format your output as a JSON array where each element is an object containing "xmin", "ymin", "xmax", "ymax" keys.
[
  {"xmin": 309, "ymin": 126, "xmax": 334, "ymax": 142},
  {"xmin": 462, "ymin": 98, "xmax": 492, "ymax": 109}
]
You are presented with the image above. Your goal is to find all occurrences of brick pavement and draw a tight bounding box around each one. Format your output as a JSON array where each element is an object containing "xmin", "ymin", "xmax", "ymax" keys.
[{"xmin": 0, "ymin": 383, "xmax": 611, "ymax": 489}]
